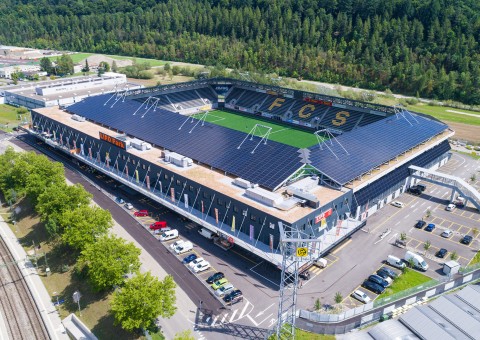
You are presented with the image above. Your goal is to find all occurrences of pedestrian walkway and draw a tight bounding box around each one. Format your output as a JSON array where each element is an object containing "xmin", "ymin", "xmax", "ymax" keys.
[{"xmin": 0, "ymin": 216, "xmax": 68, "ymax": 340}]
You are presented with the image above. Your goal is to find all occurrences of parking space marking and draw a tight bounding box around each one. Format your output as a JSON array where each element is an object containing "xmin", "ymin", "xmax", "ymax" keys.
[{"xmin": 371, "ymin": 196, "xmax": 420, "ymax": 233}]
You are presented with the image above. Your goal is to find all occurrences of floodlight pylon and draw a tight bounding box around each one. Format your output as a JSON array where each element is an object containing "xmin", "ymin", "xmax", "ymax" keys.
[
  {"xmin": 314, "ymin": 129, "xmax": 349, "ymax": 160},
  {"xmin": 237, "ymin": 124, "xmax": 272, "ymax": 154},
  {"xmin": 274, "ymin": 222, "xmax": 322, "ymax": 340}
]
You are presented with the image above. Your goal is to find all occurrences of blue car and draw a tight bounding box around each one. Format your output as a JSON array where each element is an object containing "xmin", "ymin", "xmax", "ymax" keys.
[
  {"xmin": 425, "ymin": 223, "xmax": 435, "ymax": 232},
  {"xmin": 182, "ymin": 254, "xmax": 197, "ymax": 264}
]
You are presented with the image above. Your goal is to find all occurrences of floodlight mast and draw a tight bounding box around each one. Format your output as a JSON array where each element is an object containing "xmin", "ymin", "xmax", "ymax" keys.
[
  {"xmin": 314, "ymin": 129, "xmax": 349, "ymax": 160},
  {"xmin": 394, "ymin": 105, "xmax": 419, "ymax": 126},
  {"xmin": 274, "ymin": 222, "xmax": 321, "ymax": 340},
  {"xmin": 237, "ymin": 124, "xmax": 272, "ymax": 154}
]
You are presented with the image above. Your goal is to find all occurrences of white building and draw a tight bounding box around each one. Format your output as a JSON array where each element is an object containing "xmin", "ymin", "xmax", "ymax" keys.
[
  {"xmin": 1, "ymin": 72, "xmax": 142, "ymax": 109},
  {"xmin": 0, "ymin": 65, "xmax": 42, "ymax": 79}
]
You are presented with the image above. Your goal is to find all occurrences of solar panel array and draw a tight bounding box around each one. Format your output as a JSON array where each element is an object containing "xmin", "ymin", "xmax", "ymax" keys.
[
  {"xmin": 308, "ymin": 114, "xmax": 448, "ymax": 185},
  {"xmin": 67, "ymin": 94, "xmax": 304, "ymax": 190}
]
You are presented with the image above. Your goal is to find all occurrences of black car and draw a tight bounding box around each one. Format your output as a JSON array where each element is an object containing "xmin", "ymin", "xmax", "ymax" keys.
[
  {"xmin": 461, "ymin": 235, "xmax": 473, "ymax": 245},
  {"xmin": 436, "ymin": 248, "xmax": 448, "ymax": 258},
  {"xmin": 368, "ymin": 274, "xmax": 389, "ymax": 288},
  {"xmin": 377, "ymin": 267, "xmax": 398, "ymax": 279},
  {"xmin": 408, "ymin": 186, "xmax": 422, "ymax": 195},
  {"xmin": 362, "ymin": 280, "xmax": 385, "ymax": 294},
  {"xmin": 224, "ymin": 289, "xmax": 243, "ymax": 303},
  {"xmin": 415, "ymin": 220, "xmax": 426, "ymax": 229},
  {"xmin": 206, "ymin": 272, "xmax": 225, "ymax": 284},
  {"xmin": 417, "ymin": 184, "xmax": 427, "ymax": 192}
]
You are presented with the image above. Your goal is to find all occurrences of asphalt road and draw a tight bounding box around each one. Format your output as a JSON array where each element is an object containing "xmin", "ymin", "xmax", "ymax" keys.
[{"xmin": 13, "ymin": 134, "xmax": 224, "ymax": 313}]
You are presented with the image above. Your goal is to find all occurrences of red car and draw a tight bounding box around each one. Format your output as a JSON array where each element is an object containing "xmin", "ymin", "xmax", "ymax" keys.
[
  {"xmin": 134, "ymin": 210, "xmax": 149, "ymax": 217},
  {"xmin": 149, "ymin": 221, "xmax": 167, "ymax": 230}
]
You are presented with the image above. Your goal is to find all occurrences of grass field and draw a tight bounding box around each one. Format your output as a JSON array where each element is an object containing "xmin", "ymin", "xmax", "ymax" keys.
[
  {"xmin": 47, "ymin": 53, "xmax": 93, "ymax": 64},
  {"xmin": 0, "ymin": 104, "xmax": 25, "ymax": 132},
  {"xmin": 192, "ymin": 110, "xmax": 320, "ymax": 148},
  {"xmin": 407, "ymin": 103, "xmax": 480, "ymax": 126},
  {"xmin": 382, "ymin": 269, "xmax": 432, "ymax": 298}
]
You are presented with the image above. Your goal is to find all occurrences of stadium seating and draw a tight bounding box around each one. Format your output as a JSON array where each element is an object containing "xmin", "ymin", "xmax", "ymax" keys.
[
  {"xmin": 166, "ymin": 90, "xmax": 205, "ymax": 110},
  {"xmin": 225, "ymin": 87, "xmax": 382, "ymax": 132},
  {"xmin": 195, "ymin": 87, "xmax": 217, "ymax": 104}
]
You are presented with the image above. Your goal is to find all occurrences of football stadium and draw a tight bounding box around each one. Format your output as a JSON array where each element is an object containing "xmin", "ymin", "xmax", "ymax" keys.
[{"xmin": 28, "ymin": 78, "xmax": 453, "ymax": 266}]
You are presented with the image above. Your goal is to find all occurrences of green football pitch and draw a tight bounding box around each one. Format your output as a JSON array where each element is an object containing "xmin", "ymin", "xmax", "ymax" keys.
[{"xmin": 192, "ymin": 110, "xmax": 321, "ymax": 148}]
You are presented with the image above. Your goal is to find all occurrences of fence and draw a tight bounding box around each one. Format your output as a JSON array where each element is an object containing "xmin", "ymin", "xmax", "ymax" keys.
[{"xmin": 298, "ymin": 266, "xmax": 480, "ymax": 335}]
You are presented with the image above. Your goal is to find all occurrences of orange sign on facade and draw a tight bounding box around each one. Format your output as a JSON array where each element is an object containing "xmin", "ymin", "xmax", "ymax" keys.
[{"xmin": 99, "ymin": 132, "xmax": 126, "ymax": 150}]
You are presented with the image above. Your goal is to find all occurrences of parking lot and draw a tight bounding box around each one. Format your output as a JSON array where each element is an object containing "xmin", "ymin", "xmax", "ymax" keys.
[{"xmin": 296, "ymin": 151, "xmax": 479, "ymax": 311}]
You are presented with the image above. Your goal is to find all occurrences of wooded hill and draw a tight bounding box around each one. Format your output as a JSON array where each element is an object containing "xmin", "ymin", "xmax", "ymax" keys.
[{"xmin": 1, "ymin": 0, "xmax": 480, "ymax": 104}]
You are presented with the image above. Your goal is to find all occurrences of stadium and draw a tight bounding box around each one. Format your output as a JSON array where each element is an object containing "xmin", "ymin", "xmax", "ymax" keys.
[{"xmin": 28, "ymin": 78, "xmax": 453, "ymax": 267}]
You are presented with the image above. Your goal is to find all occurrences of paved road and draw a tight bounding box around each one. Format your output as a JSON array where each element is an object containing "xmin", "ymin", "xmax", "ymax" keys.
[{"xmin": 13, "ymin": 134, "xmax": 224, "ymax": 313}]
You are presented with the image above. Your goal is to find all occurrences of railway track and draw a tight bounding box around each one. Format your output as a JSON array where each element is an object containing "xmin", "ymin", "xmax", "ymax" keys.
[{"xmin": 0, "ymin": 235, "xmax": 49, "ymax": 339}]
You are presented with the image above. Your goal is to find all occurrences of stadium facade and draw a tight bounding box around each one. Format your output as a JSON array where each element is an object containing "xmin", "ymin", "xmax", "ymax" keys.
[{"xmin": 28, "ymin": 78, "xmax": 453, "ymax": 266}]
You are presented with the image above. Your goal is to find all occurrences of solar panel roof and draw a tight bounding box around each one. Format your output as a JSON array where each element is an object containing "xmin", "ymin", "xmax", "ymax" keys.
[
  {"xmin": 308, "ymin": 114, "xmax": 448, "ymax": 185},
  {"xmin": 67, "ymin": 94, "xmax": 304, "ymax": 190}
]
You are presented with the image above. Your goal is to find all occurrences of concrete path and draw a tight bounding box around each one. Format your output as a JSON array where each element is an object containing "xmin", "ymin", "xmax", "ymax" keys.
[{"xmin": 0, "ymin": 216, "xmax": 68, "ymax": 340}]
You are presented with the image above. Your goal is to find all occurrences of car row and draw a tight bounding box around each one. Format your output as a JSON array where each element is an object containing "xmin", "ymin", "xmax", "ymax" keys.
[
  {"xmin": 182, "ymin": 253, "xmax": 211, "ymax": 273},
  {"xmin": 414, "ymin": 220, "xmax": 474, "ymax": 246},
  {"xmin": 205, "ymin": 272, "xmax": 243, "ymax": 303}
]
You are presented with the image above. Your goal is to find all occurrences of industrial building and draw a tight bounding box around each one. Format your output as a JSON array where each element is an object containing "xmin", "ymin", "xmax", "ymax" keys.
[
  {"xmin": 1, "ymin": 73, "xmax": 142, "ymax": 109},
  {"xmin": 27, "ymin": 78, "xmax": 453, "ymax": 266}
]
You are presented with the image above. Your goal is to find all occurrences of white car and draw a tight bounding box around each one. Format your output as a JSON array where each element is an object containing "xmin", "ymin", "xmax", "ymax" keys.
[
  {"xmin": 391, "ymin": 201, "xmax": 404, "ymax": 208},
  {"xmin": 446, "ymin": 203, "xmax": 456, "ymax": 211},
  {"xmin": 124, "ymin": 202, "xmax": 134, "ymax": 210},
  {"xmin": 188, "ymin": 257, "xmax": 205, "ymax": 269},
  {"xmin": 215, "ymin": 283, "xmax": 235, "ymax": 297},
  {"xmin": 170, "ymin": 240, "xmax": 184, "ymax": 250},
  {"xmin": 193, "ymin": 261, "xmax": 211, "ymax": 273},
  {"xmin": 351, "ymin": 290, "xmax": 371, "ymax": 304},
  {"xmin": 441, "ymin": 229, "xmax": 453, "ymax": 238}
]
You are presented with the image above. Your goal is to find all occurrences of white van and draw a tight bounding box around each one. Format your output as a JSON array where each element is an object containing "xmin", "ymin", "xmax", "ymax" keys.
[
  {"xmin": 175, "ymin": 241, "xmax": 193, "ymax": 254},
  {"xmin": 314, "ymin": 258, "xmax": 328, "ymax": 268},
  {"xmin": 199, "ymin": 228, "xmax": 215, "ymax": 240},
  {"xmin": 386, "ymin": 255, "xmax": 406, "ymax": 269},
  {"xmin": 160, "ymin": 229, "xmax": 179, "ymax": 241},
  {"xmin": 404, "ymin": 251, "xmax": 428, "ymax": 271}
]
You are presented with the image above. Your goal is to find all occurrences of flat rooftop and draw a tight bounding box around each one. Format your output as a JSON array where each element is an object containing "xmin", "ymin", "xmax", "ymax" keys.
[{"xmin": 33, "ymin": 106, "xmax": 344, "ymax": 223}]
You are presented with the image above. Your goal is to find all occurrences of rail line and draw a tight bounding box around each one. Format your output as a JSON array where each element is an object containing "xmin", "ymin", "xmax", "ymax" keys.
[{"xmin": 0, "ymin": 235, "xmax": 49, "ymax": 339}]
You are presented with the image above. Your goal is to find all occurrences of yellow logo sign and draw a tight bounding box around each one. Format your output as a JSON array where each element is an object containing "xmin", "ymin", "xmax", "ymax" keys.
[{"xmin": 296, "ymin": 247, "xmax": 308, "ymax": 257}]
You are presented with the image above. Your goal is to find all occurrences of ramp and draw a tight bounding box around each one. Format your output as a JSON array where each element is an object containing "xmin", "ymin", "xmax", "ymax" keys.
[{"xmin": 409, "ymin": 165, "xmax": 480, "ymax": 211}]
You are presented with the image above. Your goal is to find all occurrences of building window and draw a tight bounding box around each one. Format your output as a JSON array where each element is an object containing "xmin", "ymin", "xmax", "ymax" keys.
[
  {"xmin": 132, "ymin": 159, "xmax": 135, "ymax": 165},
  {"xmin": 142, "ymin": 164, "xmax": 146, "ymax": 170},
  {"xmin": 164, "ymin": 174, "xmax": 169, "ymax": 180},
  {"xmin": 203, "ymin": 192, "xmax": 210, "ymax": 199},
  {"xmin": 176, "ymin": 179, "xmax": 181, "ymax": 186},
  {"xmin": 218, "ymin": 198, "xmax": 224, "ymax": 206},
  {"xmin": 189, "ymin": 185, "xmax": 194, "ymax": 192},
  {"xmin": 122, "ymin": 155, "xmax": 126, "ymax": 160},
  {"xmin": 269, "ymin": 222, "xmax": 275, "ymax": 230},
  {"xmin": 233, "ymin": 205, "xmax": 239, "ymax": 213},
  {"xmin": 250, "ymin": 214, "xmax": 257, "ymax": 221}
]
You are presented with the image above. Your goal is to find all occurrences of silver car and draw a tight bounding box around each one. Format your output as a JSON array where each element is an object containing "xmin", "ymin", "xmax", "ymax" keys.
[
  {"xmin": 352, "ymin": 290, "xmax": 371, "ymax": 304},
  {"xmin": 441, "ymin": 229, "xmax": 453, "ymax": 238}
]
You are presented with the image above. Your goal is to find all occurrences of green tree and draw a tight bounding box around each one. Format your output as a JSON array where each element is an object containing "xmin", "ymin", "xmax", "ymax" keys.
[
  {"xmin": 61, "ymin": 205, "xmax": 113, "ymax": 250},
  {"xmin": 164, "ymin": 63, "xmax": 171, "ymax": 72},
  {"xmin": 82, "ymin": 59, "xmax": 90, "ymax": 73},
  {"xmin": 111, "ymin": 272, "xmax": 177, "ymax": 332},
  {"xmin": 39, "ymin": 57, "xmax": 52, "ymax": 74},
  {"xmin": 15, "ymin": 106, "xmax": 28, "ymax": 115},
  {"xmin": 174, "ymin": 330, "xmax": 195, "ymax": 340},
  {"xmin": 450, "ymin": 251, "xmax": 458, "ymax": 261},
  {"xmin": 334, "ymin": 292, "xmax": 343, "ymax": 304},
  {"xmin": 78, "ymin": 234, "xmax": 141, "ymax": 291},
  {"xmin": 423, "ymin": 240, "xmax": 431, "ymax": 254},
  {"xmin": 36, "ymin": 183, "xmax": 92, "ymax": 227},
  {"xmin": 111, "ymin": 60, "xmax": 118, "ymax": 72},
  {"xmin": 56, "ymin": 54, "xmax": 74, "ymax": 75},
  {"xmin": 400, "ymin": 232, "xmax": 407, "ymax": 241},
  {"xmin": 314, "ymin": 298, "xmax": 321, "ymax": 311},
  {"xmin": 99, "ymin": 61, "xmax": 110, "ymax": 72}
]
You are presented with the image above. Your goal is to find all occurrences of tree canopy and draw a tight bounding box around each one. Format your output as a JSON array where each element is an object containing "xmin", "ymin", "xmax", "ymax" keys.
[
  {"xmin": 61, "ymin": 205, "xmax": 113, "ymax": 250},
  {"xmin": 0, "ymin": 0, "xmax": 480, "ymax": 103},
  {"xmin": 111, "ymin": 272, "xmax": 177, "ymax": 332},
  {"xmin": 78, "ymin": 234, "xmax": 141, "ymax": 291}
]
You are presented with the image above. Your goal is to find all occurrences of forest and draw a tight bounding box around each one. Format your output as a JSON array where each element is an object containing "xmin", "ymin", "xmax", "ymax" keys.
[{"xmin": 1, "ymin": 0, "xmax": 479, "ymax": 104}]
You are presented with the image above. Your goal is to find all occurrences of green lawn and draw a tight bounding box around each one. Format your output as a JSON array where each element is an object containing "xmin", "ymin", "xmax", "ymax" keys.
[
  {"xmin": 0, "ymin": 104, "xmax": 26, "ymax": 131},
  {"xmin": 407, "ymin": 103, "xmax": 480, "ymax": 126},
  {"xmin": 269, "ymin": 328, "xmax": 335, "ymax": 340},
  {"xmin": 469, "ymin": 251, "xmax": 480, "ymax": 266},
  {"xmin": 105, "ymin": 55, "xmax": 166, "ymax": 67},
  {"xmin": 192, "ymin": 110, "xmax": 321, "ymax": 148},
  {"xmin": 47, "ymin": 53, "xmax": 93, "ymax": 64},
  {"xmin": 382, "ymin": 269, "xmax": 432, "ymax": 298}
]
